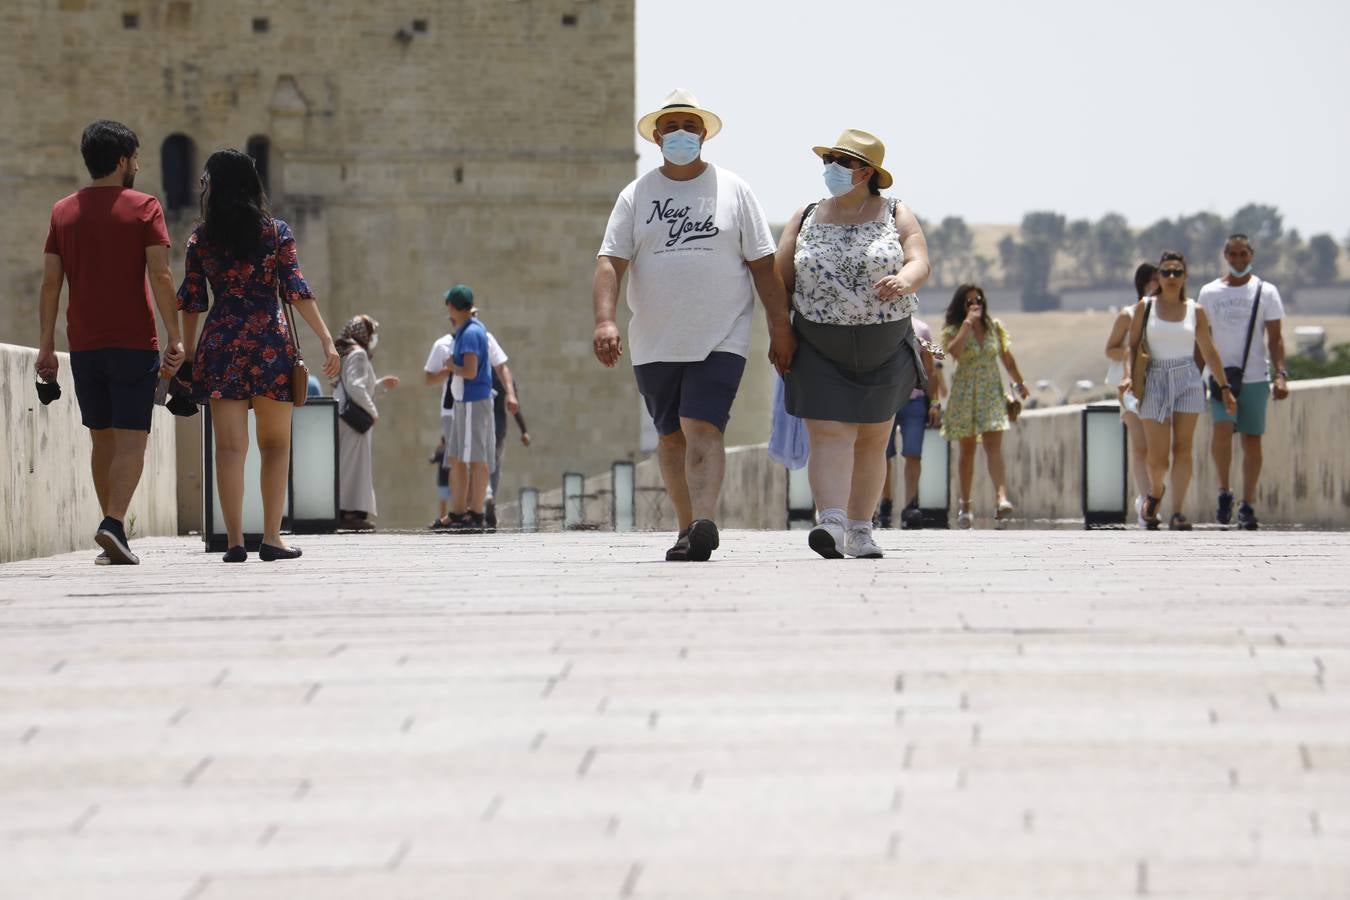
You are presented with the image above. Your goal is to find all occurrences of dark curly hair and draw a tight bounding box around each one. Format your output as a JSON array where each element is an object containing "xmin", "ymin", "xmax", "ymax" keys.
[
  {"xmin": 199, "ymin": 148, "xmax": 271, "ymax": 259},
  {"xmin": 944, "ymin": 283, "xmax": 991, "ymax": 331},
  {"xmin": 1156, "ymin": 250, "xmax": 1189, "ymax": 300}
]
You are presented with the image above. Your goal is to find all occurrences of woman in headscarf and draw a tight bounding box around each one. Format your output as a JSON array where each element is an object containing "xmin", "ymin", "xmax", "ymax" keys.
[{"xmin": 332, "ymin": 314, "xmax": 399, "ymax": 530}]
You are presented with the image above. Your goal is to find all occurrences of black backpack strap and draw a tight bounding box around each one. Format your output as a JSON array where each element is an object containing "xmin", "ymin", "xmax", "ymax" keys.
[
  {"xmin": 800, "ymin": 202, "xmax": 818, "ymax": 228},
  {"xmin": 1238, "ymin": 280, "xmax": 1264, "ymax": 372}
]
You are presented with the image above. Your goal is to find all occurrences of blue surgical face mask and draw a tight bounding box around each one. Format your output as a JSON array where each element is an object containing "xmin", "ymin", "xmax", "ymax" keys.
[
  {"xmin": 660, "ymin": 129, "xmax": 702, "ymax": 166},
  {"xmin": 1228, "ymin": 264, "xmax": 1253, "ymax": 278},
  {"xmin": 822, "ymin": 162, "xmax": 859, "ymax": 198}
]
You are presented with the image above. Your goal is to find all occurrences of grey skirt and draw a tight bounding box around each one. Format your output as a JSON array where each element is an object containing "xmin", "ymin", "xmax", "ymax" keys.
[{"xmin": 784, "ymin": 315, "xmax": 923, "ymax": 423}]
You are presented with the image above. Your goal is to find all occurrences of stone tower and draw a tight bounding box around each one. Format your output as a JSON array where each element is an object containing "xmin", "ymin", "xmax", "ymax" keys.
[{"xmin": 1, "ymin": 0, "xmax": 640, "ymax": 529}]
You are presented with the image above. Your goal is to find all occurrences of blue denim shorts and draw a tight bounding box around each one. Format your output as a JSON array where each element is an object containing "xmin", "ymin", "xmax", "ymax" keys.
[
  {"xmin": 632, "ymin": 351, "xmax": 746, "ymax": 436},
  {"xmin": 886, "ymin": 395, "xmax": 929, "ymax": 459},
  {"xmin": 69, "ymin": 348, "xmax": 160, "ymax": 432}
]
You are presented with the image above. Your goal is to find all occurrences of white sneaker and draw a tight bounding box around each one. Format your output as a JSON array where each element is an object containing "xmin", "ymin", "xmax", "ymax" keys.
[
  {"xmin": 957, "ymin": 504, "xmax": 973, "ymax": 530},
  {"xmin": 808, "ymin": 517, "xmax": 846, "ymax": 559},
  {"xmin": 845, "ymin": 526, "xmax": 884, "ymax": 559},
  {"xmin": 1134, "ymin": 494, "xmax": 1147, "ymax": 529}
]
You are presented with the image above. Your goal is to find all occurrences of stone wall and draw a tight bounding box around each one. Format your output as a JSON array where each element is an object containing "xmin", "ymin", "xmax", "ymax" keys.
[
  {"xmin": 0, "ymin": 0, "xmax": 639, "ymax": 530},
  {"xmin": 505, "ymin": 376, "xmax": 1350, "ymax": 532},
  {"xmin": 0, "ymin": 344, "xmax": 177, "ymax": 563}
]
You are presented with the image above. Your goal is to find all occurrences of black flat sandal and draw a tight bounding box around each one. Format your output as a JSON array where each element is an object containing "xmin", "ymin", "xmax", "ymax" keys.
[
  {"xmin": 1168, "ymin": 513, "xmax": 1193, "ymax": 531},
  {"xmin": 258, "ymin": 543, "xmax": 302, "ymax": 561}
]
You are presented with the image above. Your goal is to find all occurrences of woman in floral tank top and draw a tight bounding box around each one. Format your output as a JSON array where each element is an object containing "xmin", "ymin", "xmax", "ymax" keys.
[{"xmin": 776, "ymin": 129, "xmax": 931, "ymax": 560}]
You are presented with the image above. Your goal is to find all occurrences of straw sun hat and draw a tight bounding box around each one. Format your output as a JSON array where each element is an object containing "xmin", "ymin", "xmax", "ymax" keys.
[
  {"xmin": 636, "ymin": 88, "xmax": 723, "ymax": 143},
  {"xmin": 812, "ymin": 128, "xmax": 893, "ymax": 189}
]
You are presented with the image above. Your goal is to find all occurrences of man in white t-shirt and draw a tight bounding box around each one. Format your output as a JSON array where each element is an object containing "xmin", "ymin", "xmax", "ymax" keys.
[
  {"xmin": 1196, "ymin": 234, "xmax": 1289, "ymax": 530},
  {"xmin": 424, "ymin": 286, "xmax": 516, "ymax": 530},
  {"xmin": 593, "ymin": 89, "xmax": 794, "ymax": 562}
]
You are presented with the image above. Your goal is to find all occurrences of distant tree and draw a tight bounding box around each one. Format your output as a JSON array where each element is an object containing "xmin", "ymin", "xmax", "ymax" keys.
[
  {"xmin": 1136, "ymin": 217, "xmax": 1182, "ymax": 262},
  {"xmin": 1176, "ymin": 212, "xmax": 1229, "ymax": 267},
  {"xmin": 1300, "ymin": 234, "xmax": 1340, "ymax": 285},
  {"xmin": 1065, "ymin": 219, "xmax": 1096, "ymax": 285},
  {"xmin": 1229, "ymin": 203, "xmax": 1285, "ymax": 273},
  {"xmin": 938, "ymin": 216, "xmax": 973, "ymax": 283},
  {"xmin": 1002, "ymin": 211, "xmax": 1065, "ymax": 310},
  {"xmin": 1093, "ymin": 213, "xmax": 1136, "ymax": 286}
]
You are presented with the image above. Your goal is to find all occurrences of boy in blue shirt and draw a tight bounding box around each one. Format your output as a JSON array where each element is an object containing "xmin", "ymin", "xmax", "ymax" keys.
[{"xmin": 443, "ymin": 285, "xmax": 496, "ymax": 531}]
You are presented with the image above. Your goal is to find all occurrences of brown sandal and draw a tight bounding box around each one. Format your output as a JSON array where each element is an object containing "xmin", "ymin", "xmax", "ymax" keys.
[{"xmin": 1142, "ymin": 489, "xmax": 1165, "ymax": 530}]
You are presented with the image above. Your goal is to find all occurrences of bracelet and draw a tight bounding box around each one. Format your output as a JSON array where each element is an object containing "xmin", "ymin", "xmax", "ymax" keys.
[{"xmin": 1219, "ymin": 384, "xmax": 1232, "ymax": 393}]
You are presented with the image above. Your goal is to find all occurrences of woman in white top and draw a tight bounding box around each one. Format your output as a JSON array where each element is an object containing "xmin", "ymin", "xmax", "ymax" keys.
[
  {"xmin": 1121, "ymin": 251, "xmax": 1235, "ymax": 530},
  {"xmin": 1104, "ymin": 262, "xmax": 1158, "ymax": 526},
  {"xmin": 332, "ymin": 315, "xmax": 399, "ymax": 530}
]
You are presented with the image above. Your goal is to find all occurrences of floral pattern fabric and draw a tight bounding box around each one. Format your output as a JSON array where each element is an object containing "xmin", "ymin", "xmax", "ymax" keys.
[
  {"xmin": 792, "ymin": 198, "xmax": 919, "ymax": 325},
  {"xmin": 940, "ymin": 318, "xmax": 1012, "ymax": 441},
  {"xmin": 176, "ymin": 218, "xmax": 314, "ymax": 402}
]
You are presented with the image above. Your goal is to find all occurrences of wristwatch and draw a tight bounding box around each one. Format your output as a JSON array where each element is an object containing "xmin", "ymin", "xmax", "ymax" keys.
[{"xmin": 1277, "ymin": 369, "xmax": 1289, "ymax": 379}]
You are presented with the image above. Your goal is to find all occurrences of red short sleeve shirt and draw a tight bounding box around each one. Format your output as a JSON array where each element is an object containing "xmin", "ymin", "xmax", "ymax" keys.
[{"xmin": 43, "ymin": 186, "xmax": 171, "ymax": 352}]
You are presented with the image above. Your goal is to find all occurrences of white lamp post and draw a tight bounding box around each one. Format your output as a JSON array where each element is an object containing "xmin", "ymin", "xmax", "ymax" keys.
[
  {"xmin": 202, "ymin": 399, "xmax": 338, "ymax": 552},
  {"xmin": 518, "ymin": 487, "xmax": 539, "ymax": 533},
  {"xmin": 611, "ymin": 461, "xmax": 635, "ymax": 532},
  {"xmin": 786, "ymin": 466, "xmax": 814, "ymax": 530},
  {"xmin": 917, "ymin": 427, "xmax": 950, "ymax": 528},
  {"xmin": 1082, "ymin": 402, "xmax": 1128, "ymax": 528},
  {"xmin": 562, "ymin": 471, "xmax": 585, "ymax": 530}
]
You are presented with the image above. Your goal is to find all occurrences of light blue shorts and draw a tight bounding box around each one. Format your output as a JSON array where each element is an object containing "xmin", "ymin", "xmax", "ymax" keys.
[{"xmin": 1210, "ymin": 381, "xmax": 1269, "ymax": 436}]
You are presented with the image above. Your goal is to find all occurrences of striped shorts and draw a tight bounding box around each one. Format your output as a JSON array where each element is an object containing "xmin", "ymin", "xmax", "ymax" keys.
[{"xmin": 1139, "ymin": 356, "xmax": 1205, "ymax": 423}]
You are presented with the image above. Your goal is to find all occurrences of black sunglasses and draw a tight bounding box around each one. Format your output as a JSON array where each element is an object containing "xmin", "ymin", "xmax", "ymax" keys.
[
  {"xmin": 1158, "ymin": 268, "xmax": 1185, "ymax": 278},
  {"xmin": 822, "ymin": 153, "xmax": 866, "ymax": 170}
]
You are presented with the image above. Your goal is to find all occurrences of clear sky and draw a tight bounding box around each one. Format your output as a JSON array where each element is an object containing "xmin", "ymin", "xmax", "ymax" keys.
[{"xmin": 634, "ymin": 0, "xmax": 1348, "ymax": 238}]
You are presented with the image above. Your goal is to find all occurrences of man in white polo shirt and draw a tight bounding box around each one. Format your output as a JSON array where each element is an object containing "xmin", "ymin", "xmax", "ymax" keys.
[
  {"xmin": 1196, "ymin": 233, "xmax": 1289, "ymax": 530},
  {"xmin": 592, "ymin": 89, "xmax": 794, "ymax": 562}
]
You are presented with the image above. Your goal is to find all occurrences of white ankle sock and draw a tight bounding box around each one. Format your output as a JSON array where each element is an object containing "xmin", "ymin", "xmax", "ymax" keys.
[
  {"xmin": 845, "ymin": 517, "xmax": 871, "ymax": 532},
  {"xmin": 818, "ymin": 507, "xmax": 845, "ymax": 525}
]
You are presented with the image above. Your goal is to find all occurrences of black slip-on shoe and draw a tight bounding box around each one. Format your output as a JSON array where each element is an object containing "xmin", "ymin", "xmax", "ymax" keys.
[
  {"xmin": 258, "ymin": 543, "xmax": 302, "ymax": 561},
  {"xmin": 686, "ymin": 519, "xmax": 720, "ymax": 562},
  {"xmin": 665, "ymin": 528, "xmax": 691, "ymax": 562},
  {"xmin": 222, "ymin": 546, "xmax": 247, "ymax": 563},
  {"xmin": 95, "ymin": 517, "xmax": 139, "ymax": 565},
  {"xmin": 1216, "ymin": 490, "xmax": 1234, "ymax": 526}
]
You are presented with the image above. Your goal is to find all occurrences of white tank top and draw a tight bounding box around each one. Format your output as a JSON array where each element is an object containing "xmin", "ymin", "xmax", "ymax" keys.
[{"xmin": 1145, "ymin": 299, "xmax": 1197, "ymax": 360}]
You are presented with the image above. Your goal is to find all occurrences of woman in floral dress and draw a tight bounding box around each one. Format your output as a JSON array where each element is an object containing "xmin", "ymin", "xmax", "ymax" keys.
[
  {"xmin": 940, "ymin": 284, "xmax": 1029, "ymax": 528},
  {"xmin": 177, "ymin": 148, "xmax": 340, "ymax": 562}
]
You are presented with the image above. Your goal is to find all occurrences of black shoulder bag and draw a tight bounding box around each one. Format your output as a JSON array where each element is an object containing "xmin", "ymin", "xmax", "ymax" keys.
[
  {"xmin": 1208, "ymin": 280, "xmax": 1262, "ymax": 399},
  {"xmin": 338, "ymin": 356, "xmax": 376, "ymax": 434}
]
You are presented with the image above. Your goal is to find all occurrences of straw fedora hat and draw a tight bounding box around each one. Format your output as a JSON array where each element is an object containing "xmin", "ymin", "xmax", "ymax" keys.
[
  {"xmin": 637, "ymin": 88, "xmax": 723, "ymax": 143},
  {"xmin": 812, "ymin": 128, "xmax": 893, "ymax": 189}
]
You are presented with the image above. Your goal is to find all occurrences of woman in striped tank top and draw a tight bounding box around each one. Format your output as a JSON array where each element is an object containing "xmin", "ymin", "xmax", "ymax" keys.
[{"xmin": 1120, "ymin": 251, "xmax": 1236, "ymax": 530}]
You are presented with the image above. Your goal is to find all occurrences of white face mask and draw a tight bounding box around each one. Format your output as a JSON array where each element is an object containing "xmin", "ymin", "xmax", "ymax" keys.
[
  {"xmin": 1228, "ymin": 264, "xmax": 1253, "ymax": 278},
  {"xmin": 368, "ymin": 333, "xmax": 379, "ymax": 351}
]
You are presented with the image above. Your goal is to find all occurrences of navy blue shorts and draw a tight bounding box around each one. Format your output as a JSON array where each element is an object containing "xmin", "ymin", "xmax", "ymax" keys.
[
  {"xmin": 632, "ymin": 351, "xmax": 746, "ymax": 436},
  {"xmin": 885, "ymin": 395, "xmax": 928, "ymax": 459},
  {"xmin": 69, "ymin": 348, "xmax": 160, "ymax": 432}
]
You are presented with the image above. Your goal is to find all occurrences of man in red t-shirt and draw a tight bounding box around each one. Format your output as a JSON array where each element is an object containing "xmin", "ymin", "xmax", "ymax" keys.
[{"xmin": 36, "ymin": 119, "xmax": 185, "ymax": 565}]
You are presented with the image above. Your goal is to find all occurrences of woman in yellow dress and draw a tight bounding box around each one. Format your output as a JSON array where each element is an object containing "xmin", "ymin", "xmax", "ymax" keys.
[{"xmin": 940, "ymin": 284, "xmax": 1029, "ymax": 528}]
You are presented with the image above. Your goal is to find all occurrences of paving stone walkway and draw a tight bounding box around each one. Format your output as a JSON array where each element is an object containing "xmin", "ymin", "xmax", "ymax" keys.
[{"xmin": 2, "ymin": 529, "xmax": 1349, "ymax": 899}]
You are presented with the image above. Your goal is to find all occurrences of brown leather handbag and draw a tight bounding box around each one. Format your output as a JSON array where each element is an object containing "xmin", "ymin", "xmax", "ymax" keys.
[
  {"xmin": 274, "ymin": 219, "xmax": 309, "ymax": 407},
  {"xmin": 1129, "ymin": 299, "xmax": 1153, "ymax": 402}
]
